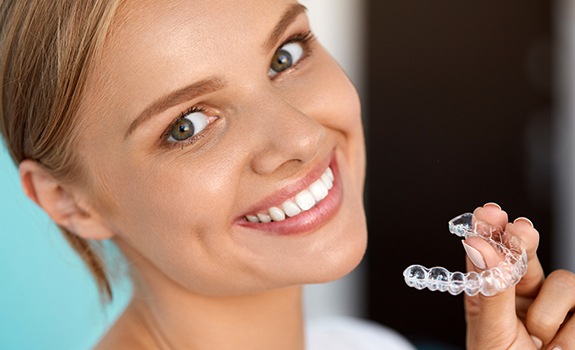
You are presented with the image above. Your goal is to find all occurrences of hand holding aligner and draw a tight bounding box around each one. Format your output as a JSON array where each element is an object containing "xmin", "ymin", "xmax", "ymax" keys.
[{"xmin": 403, "ymin": 213, "xmax": 528, "ymax": 297}]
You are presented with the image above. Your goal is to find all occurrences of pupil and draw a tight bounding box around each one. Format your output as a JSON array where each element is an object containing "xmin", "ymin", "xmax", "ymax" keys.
[
  {"xmin": 272, "ymin": 49, "xmax": 293, "ymax": 73},
  {"xmin": 171, "ymin": 118, "xmax": 195, "ymax": 141}
]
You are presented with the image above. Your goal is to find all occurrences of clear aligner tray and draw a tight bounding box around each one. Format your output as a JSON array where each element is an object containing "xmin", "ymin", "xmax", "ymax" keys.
[{"xmin": 403, "ymin": 213, "xmax": 528, "ymax": 297}]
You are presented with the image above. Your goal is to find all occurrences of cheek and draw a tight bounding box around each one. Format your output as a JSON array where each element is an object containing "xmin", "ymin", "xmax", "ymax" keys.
[
  {"xmin": 305, "ymin": 49, "xmax": 361, "ymax": 125},
  {"xmin": 298, "ymin": 48, "xmax": 364, "ymax": 141},
  {"xmin": 117, "ymin": 163, "xmax": 229, "ymax": 228},
  {"xmin": 95, "ymin": 158, "xmax": 254, "ymax": 293},
  {"xmin": 97, "ymin": 154, "xmax": 237, "ymax": 256},
  {"xmin": 304, "ymin": 54, "xmax": 365, "ymax": 179}
]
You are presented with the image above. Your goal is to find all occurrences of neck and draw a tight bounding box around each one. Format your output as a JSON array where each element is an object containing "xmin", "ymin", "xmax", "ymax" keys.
[{"xmin": 124, "ymin": 274, "xmax": 305, "ymax": 350}]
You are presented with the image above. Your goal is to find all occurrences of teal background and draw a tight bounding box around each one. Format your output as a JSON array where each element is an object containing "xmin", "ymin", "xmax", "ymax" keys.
[{"xmin": 0, "ymin": 144, "xmax": 129, "ymax": 350}]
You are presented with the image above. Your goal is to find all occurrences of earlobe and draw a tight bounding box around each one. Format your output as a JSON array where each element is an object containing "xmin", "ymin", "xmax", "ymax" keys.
[{"xmin": 18, "ymin": 160, "xmax": 115, "ymax": 241}]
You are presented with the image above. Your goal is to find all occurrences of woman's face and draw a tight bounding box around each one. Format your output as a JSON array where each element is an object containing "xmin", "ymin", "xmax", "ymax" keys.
[{"xmin": 77, "ymin": 0, "xmax": 367, "ymax": 296}]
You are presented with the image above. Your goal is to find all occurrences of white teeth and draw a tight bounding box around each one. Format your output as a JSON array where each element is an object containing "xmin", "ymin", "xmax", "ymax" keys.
[
  {"xmin": 321, "ymin": 173, "xmax": 333, "ymax": 190},
  {"xmin": 246, "ymin": 215, "xmax": 259, "ymax": 223},
  {"xmin": 245, "ymin": 166, "xmax": 334, "ymax": 223},
  {"xmin": 257, "ymin": 213, "xmax": 272, "ymax": 223},
  {"xmin": 268, "ymin": 207, "xmax": 286, "ymax": 221},
  {"xmin": 295, "ymin": 190, "xmax": 315, "ymax": 211},
  {"xmin": 326, "ymin": 167, "xmax": 334, "ymax": 182},
  {"xmin": 282, "ymin": 200, "xmax": 302, "ymax": 217},
  {"xmin": 309, "ymin": 179, "xmax": 329, "ymax": 202}
]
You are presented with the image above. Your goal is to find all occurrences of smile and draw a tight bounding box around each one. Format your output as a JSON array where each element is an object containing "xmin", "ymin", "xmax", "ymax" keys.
[{"xmin": 244, "ymin": 166, "xmax": 334, "ymax": 223}]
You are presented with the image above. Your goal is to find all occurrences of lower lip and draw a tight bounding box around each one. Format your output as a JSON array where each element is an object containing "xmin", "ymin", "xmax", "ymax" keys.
[{"xmin": 236, "ymin": 161, "xmax": 343, "ymax": 236}]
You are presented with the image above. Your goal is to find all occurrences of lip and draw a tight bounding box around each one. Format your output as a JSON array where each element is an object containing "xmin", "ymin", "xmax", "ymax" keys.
[{"xmin": 235, "ymin": 152, "xmax": 342, "ymax": 235}]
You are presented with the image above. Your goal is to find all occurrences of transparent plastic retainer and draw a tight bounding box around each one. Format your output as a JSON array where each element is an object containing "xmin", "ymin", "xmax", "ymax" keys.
[{"xmin": 403, "ymin": 213, "xmax": 528, "ymax": 297}]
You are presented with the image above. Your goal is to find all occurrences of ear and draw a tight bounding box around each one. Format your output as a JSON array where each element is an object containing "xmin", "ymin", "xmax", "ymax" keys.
[{"xmin": 18, "ymin": 160, "xmax": 115, "ymax": 240}]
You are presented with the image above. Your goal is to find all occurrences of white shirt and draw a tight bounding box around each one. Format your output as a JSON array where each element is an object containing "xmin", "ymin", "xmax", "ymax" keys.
[{"xmin": 306, "ymin": 317, "xmax": 416, "ymax": 350}]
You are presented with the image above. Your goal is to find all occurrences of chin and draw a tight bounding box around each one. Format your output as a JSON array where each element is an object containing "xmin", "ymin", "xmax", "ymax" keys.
[{"xmin": 303, "ymin": 217, "xmax": 368, "ymax": 285}]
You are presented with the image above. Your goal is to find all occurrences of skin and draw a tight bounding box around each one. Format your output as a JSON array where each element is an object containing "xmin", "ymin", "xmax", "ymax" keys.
[
  {"xmin": 16, "ymin": 1, "xmax": 575, "ymax": 349},
  {"xmin": 74, "ymin": 0, "xmax": 368, "ymax": 298},
  {"xmin": 23, "ymin": 0, "xmax": 367, "ymax": 348},
  {"xmin": 465, "ymin": 204, "xmax": 575, "ymax": 350}
]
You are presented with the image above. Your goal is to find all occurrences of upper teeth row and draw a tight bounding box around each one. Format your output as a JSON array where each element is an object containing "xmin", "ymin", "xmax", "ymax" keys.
[{"xmin": 245, "ymin": 167, "xmax": 334, "ymax": 223}]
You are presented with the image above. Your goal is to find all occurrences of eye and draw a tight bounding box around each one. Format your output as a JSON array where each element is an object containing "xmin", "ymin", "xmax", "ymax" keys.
[
  {"xmin": 268, "ymin": 42, "xmax": 305, "ymax": 78},
  {"xmin": 167, "ymin": 109, "xmax": 210, "ymax": 142}
]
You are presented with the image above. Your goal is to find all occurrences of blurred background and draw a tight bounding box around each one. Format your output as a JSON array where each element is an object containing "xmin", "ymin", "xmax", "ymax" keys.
[
  {"xmin": 366, "ymin": 0, "xmax": 553, "ymax": 348},
  {"xmin": 0, "ymin": 0, "xmax": 571, "ymax": 349}
]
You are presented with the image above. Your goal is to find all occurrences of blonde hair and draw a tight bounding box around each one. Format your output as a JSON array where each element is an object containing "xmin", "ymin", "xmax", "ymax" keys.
[{"xmin": 0, "ymin": 0, "xmax": 121, "ymax": 302}]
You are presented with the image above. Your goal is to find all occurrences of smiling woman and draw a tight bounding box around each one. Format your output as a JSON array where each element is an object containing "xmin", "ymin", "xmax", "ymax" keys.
[
  {"xmin": 1, "ymin": 0, "xmax": 371, "ymax": 348},
  {"xmin": 2, "ymin": 1, "xmax": 575, "ymax": 350}
]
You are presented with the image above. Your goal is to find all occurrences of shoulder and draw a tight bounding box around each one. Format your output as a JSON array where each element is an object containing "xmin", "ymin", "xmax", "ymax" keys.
[{"xmin": 306, "ymin": 316, "xmax": 416, "ymax": 350}]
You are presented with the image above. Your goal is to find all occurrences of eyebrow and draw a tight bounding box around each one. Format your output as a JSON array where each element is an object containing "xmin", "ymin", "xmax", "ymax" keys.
[
  {"xmin": 125, "ymin": 3, "xmax": 307, "ymax": 139},
  {"xmin": 263, "ymin": 3, "xmax": 308, "ymax": 52},
  {"xmin": 125, "ymin": 77, "xmax": 225, "ymax": 138}
]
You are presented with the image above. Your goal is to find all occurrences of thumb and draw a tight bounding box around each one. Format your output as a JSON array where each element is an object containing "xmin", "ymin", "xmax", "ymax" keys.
[{"xmin": 463, "ymin": 236, "xmax": 519, "ymax": 348}]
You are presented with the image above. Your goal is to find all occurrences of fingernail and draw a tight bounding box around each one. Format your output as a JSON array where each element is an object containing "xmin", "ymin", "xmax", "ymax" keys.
[
  {"xmin": 530, "ymin": 335, "xmax": 543, "ymax": 349},
  {"xmin": 551, "ymin": 346, "xmax": 562, "ymax": 350},
  {"xmin": 462, "ymin": 241, "xmax": 487, "ymax": 269},
  {"xmin": 514, "ymin": 217, "xmax": 534, "ymax": 228},
  {"xmin": 483, "ymin": 202, "xmax": 501, "ymax": 210}
]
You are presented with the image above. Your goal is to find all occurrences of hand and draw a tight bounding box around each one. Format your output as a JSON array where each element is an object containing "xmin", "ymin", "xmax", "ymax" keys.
[{"xmin": 464, "ymin": 203, "xmax": 575, "ymax": 350}]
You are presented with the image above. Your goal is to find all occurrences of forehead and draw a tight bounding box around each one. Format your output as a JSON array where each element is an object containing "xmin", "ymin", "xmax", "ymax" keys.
[
  {"xmin": 84, "ymin": 0, "xmax": 301, "ymax": 133},
  {"xmin": 104, "ymin": 0, "xmax": 278, "ymax": 78},
  {"xmin": 104, "ymin": 0, "xmax": 300, "ymax": 77},
  {"xmin": 111, "ymin": 0, "xmax": 272, "ymax": 49}
]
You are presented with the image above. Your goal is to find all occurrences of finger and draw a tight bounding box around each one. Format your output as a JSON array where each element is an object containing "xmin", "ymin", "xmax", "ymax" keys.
[
  {"xmin": 465, "ymin": 283, "xmax": 519, "ymax": 348},
  {"xmin": 547, "ymin": 312, "xmax": 575, "ymax": 350},
  {"xmin": 465, "ymin": 203, "xmax": 510, "ymax": 272},
  {"xmin": 464, "ymin": 246, "xmax": 517, "ymax": 329},
  {"xmin": 464, "ymin": 241, "xmax": 517, "ymax": 342},
  {"xmin": 526, "ymin": 269, "xmax": 575, "ymax": 346},
  {"xmin": 473, "ymin": 203, "xmax": 508, "ymax": 230},
  {"xmin": 465, "ymin": 203, "xmax": 511, "ymax": 320},
  {"xmin": 463, "ymin": 235, "xmax": 505, "ymax": 270},
  {"xmin": 506, "ymin": 218, "xmax": 544, "ymax": 299},
  {"xmin": 465, "ymin": 203, "xmax": 520, "ymax": 347},
  {"xmin": 468, "ymin": 205, "xmax": 544, "ymax": 303}
]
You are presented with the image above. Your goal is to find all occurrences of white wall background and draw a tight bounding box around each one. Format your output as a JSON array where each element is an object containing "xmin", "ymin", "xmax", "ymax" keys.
[
  {"xmin": 299, "ymin": 0, "xmax": 367, "ymax": 320},
  {"xmin": 554, "ymin": 0, "xmax": 575, "ymax": 271}
]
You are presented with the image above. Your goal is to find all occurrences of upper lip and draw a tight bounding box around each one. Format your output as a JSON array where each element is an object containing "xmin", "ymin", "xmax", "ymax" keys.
[{"xmin": 239, "ymin": 152, "xmax": 334, "ymax": 218}]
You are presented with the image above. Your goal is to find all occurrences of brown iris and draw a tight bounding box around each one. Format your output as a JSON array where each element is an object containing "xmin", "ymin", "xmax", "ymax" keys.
[
  {"xmin": 270, "ymin": 48, "xmax": 293, "ymax": 74},
  {"xmin": 171, "ymin": 118, "xmax": 195, "ymax": 141}
]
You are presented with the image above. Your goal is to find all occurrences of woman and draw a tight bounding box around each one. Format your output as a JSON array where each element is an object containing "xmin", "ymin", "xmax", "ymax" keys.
[{"xmin": 0, "ymin": 1, "xmax": 573, "ymax": 349}]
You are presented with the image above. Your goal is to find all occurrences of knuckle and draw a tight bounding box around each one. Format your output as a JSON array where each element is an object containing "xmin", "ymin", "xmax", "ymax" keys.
[
  {"xmin": 547, "ymin": 269, "xmax": 575, "ymax": 289},
  {"xmin": 526, "ymin": 306, "xmax": 557, "ymax": 334}
]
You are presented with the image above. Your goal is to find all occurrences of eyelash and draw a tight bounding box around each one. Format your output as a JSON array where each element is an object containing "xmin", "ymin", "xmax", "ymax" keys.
[
  {"xmin": 270, "ymin": 30, "xmax": 316, "ymax": 79},
  {"xmin": 161, "ymin": 106, "xmax": 212, "ymax": 149},
  {"xmin": 162, "ymin": 30, "xmax": 316, "ymax": 149}
]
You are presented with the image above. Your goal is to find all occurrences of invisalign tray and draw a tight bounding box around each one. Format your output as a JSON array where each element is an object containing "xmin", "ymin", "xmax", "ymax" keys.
[{"xmin": 403, "ymin": 213, "xmax": 528, "ymax": 297}]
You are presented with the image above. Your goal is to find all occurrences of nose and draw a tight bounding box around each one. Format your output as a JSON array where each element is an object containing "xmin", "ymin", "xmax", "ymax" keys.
[{"xmin": 247, "ymin": 95, "xmax": 324, "ymax": 177}]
